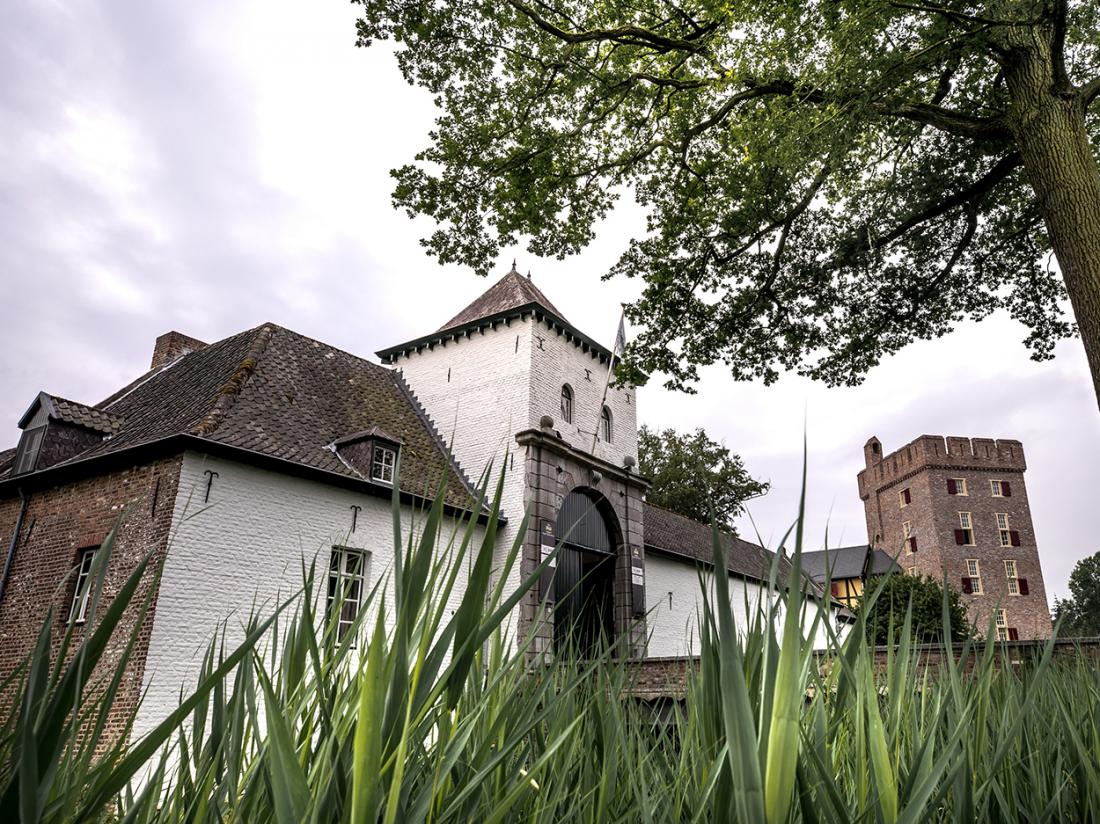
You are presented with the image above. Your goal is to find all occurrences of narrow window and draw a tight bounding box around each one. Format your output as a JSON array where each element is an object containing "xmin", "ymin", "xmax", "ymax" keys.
[
  {"xmin": 371, "ymin": 445, "xmax": 396, "ymax": 484},
  {"xmin": 1005, "ymin": 559, "xmax": 1019, "ymax": 595},
  {"xmin": 947, "ymin": 477, "xmax": 968, "ymax": 496},
  {"xmin": 995, "ymin": 609, "xmax": 1009, "ymax": 641},
  {"xmin": 990, "ymin": 479, "xmax": 1004, "ymax": 497},
  {"xmin": 68, "ymin": 547, "xmax": 98, "ymax": 624},
  {"xmin": 903, "ymin": 521, "xmax": 916, "ymax": 554},
  {"xmin": 964, "ymin": 558, "xmax": 982, "ymax": 594},
  {"xmin": 327, "ymin": 547, "xmax": 369, "ymax": 642},
  {"xmin": 899, "ymin": 487, "xmax": 910, "ymax": 508},
  {"xmin": 560, "ymin": 384, "xmax": 573, "ymax": 424},
  {"xmin": 955, "ymin": 512, "xmax": 974, "ymax": 546},
  {"xmin": 996, "ymin": 513, "xmax": 1012, "ymax": 547},
  {"xmin": 599, "ymin": 406, "xmax": 612, "ymax": 443},
  {"xmin": 12, "ymin": 425, "xmax": 46, "ymax": 476}
]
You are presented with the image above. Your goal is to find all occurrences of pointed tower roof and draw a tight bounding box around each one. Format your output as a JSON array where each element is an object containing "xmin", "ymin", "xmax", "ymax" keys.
[
  {"xmin": 377, "ymin": 264, "xmax": 614, "ymax": 367},
  {"xmin": 438, "ymin": 265, "xmax": 568, "ymax": 332}
]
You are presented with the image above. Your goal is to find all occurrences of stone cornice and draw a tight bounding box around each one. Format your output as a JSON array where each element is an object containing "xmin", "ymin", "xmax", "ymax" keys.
[{"xmin": 514, "ymin": 428, "xmax": 650, "ymax": 491}]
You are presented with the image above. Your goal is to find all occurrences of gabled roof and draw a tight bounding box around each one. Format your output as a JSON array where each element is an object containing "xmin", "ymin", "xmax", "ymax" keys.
[
  {"xmin": 2, "ymin": 324, "xmax": 479, "ymax": 511},
  {"xmin": 643, "ymin": 503, "xmax": 795, "ymax": 585},
  {"xmin": 800, "ymin": 545, "xmax": 871, "ymax": 582},
  {"xmin": 17, "ymin": 392, "xmax": 123, "ymax": 435},
  {"xmin": 439, "ymin": 266, "xmax": 567, "ymax": 331}
]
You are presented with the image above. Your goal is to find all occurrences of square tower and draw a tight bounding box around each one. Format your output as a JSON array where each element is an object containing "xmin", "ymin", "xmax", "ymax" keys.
[
  {"xmin": 377, "ymin": 267, "xmax": 648, "ymax": 655},
  {"xmin": 858, "ymin": 435, "xmax": 1052, "ymax": 640}
]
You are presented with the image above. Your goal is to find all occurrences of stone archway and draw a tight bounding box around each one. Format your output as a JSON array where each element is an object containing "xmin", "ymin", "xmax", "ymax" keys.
[{"xmin": 553, "ymin": 488, "xmax": 621, "ymax": 656}]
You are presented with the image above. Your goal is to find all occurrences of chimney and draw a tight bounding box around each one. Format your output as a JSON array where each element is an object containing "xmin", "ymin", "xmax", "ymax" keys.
[{"xmin": 151, "ymin": 331, "xmax": 207, "ymax": 370}]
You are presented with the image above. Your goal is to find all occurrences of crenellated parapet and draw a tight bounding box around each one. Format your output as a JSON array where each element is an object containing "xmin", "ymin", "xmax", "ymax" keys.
[{"xmin": 858, "ymin": 434, "xmax": 1026, "ymax": 499}]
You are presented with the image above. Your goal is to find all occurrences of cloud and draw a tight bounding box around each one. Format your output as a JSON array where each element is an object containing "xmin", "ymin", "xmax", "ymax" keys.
[{"xmin": 1, "ymin": 0, "xmax": 1095, "ymax": 609}]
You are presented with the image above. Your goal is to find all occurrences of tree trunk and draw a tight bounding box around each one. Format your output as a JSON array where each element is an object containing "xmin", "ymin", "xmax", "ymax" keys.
[{"xmin": 1004, "ymin": 30, "xmax": 1100, "ymax": 411}]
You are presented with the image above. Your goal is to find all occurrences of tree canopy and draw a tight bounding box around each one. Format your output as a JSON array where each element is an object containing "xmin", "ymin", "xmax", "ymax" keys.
[
  {"xmin": 858, "ymin": 573, "xmax": 972, "ymax": 645},
  {"xmin": 1052, "ymin": 550, "xmax": 1100, "ymax": 636},
  {"xmin": 355, "ymin": 0, "xmax": 1100, "ymax": 404},
  {"xmin": 637, "ymin": 425, "xmax": 767, "ymax": 527}
]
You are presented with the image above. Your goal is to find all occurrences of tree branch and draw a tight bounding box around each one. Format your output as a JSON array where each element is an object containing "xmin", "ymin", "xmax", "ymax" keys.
[
  {"xmin": 834, "ymin": 152, "xmax": 1021, "ymax": 263},
  {"xmin": 1051, "ymin": 0, "xmax": 1072, "ymax": 96},
  {"xmin": 505, "ymin": 0, "xmax": 710, "ymax": 53},
  {"xmin": 1082, "ymin": 76, "xmax": 1100, "ymax": 109}
]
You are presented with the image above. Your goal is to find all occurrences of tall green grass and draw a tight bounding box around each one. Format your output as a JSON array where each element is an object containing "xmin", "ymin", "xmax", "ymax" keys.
[{"xmin": 2, "ymin": 461, "xmax": 1098, "ymax": 822}]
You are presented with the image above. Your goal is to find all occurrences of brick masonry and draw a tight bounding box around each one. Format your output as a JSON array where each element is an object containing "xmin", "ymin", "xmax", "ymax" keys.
[
  {"xmin": 0, "ymin": 455, "xmax": 182, "ymax": 747},
  {"xmin": 858, "ymin": 434, "xmax": 1052, "ymax": 640}
]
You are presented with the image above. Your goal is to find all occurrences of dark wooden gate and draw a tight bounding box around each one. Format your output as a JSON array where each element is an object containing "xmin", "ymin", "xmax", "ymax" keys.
[{"xmin": 554, "ymin": 490, "xmax": 617, "ymax": 655}]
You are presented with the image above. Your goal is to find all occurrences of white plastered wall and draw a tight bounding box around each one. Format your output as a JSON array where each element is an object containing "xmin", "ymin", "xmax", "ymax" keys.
[
  {"xmin": 645, "ymin": 553, "xmax": 850, "ymax": 657},
  {"xmin": 134, "ymin": 451, "xmax": 480, "ymax": 741}
]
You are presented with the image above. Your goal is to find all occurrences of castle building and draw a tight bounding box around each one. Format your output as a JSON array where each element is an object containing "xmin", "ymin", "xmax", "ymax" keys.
[
  {"xmin": 858, "ymin": 434, "xmax": 1052, "ymax": 640},
  {"xmin": 0, "ymin": 266, "xmax": 845, "ymax": 747}
]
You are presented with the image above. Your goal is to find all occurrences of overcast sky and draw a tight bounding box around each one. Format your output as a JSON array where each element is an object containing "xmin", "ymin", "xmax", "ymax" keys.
[{"xmin": 3, "ymin": 1, "xmax": 1098, "ymax": 605}]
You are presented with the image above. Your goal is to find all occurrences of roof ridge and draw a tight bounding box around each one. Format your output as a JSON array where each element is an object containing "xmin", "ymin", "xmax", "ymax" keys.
[{"xmin": 191, "ymin": 324, "xmax": 275, "ymax": 437}]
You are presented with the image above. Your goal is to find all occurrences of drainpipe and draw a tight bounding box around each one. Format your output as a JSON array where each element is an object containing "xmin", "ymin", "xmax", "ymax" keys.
[{"xmin": 0, "ymin": 487, "xmax": 28, "ymax": 606}]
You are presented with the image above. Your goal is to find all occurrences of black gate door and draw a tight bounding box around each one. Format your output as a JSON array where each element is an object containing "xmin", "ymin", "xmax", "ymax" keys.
[{"xmin": 553, "ymin": 491, "xmax": 616, "ymax": 656}]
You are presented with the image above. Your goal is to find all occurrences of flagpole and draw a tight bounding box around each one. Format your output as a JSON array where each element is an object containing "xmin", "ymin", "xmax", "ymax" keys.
[{"xmin": 590, "ymin": 308, "xmax": 625, "ymax": 454}]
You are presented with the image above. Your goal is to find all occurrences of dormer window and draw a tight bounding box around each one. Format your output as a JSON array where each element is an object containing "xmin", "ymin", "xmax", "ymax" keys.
[
  {"xmin": 332, "ymin": 427, "xmax": 402, "ymax": 486},
  {"xmin": 12, "ymin": 425, "xmax": 45, "ymax": 476},
  {"xmin": 560, "ymin": 384, "xmax": 573, "ymax": 424},
  {"xmin": 371, "ymin": 445, "xmax": 396, "ymax": 484},
  {"xmin": 599, "ymin": 406, "xmax": 612, "ymax": 443}
]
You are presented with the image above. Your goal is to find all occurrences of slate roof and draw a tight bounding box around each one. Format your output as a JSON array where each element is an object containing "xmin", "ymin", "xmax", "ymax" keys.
[
  {"xmin": 2, "ymin": 324, "xmax": 477, "ymax": 509},
  {"xmin": 800, "ymin": 545, "xmax": 901, "ymax": 583},
  {"xmin": 800, "ymin": 545, "xmax": 870, "ymax": 582},
  {"xmin": 643, "ymin": 503, "xmax": 795, "ymax": 584},
  {"xmin": 439, "ymin": 267, "xmax": 567, "ymax": 332}
]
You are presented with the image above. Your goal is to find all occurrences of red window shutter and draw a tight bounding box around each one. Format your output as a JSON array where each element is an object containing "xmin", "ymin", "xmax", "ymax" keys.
[
  {"xmin": 1019, "ymin": 578, "xmax": 1029, "ymax": 595},
  {"xmin": 947, "ymin": 478, "xmax": 957, "ymax": 495},
  {"xmin": 961, "ymin": 577, "xmax": 972, "ymax": 594},
  {"xmin": 902, "ymin": 488, "xmax": 911, "ymax": 504},
  {"xmin": 955, "ymin": 529, "xmax": 966, "ymax": 545},
  {"xmin": 830, "ymin": 582, "xmax": 840, "ymax": 597},
  {"xmin": 1002, "ymin": 481, "xmax": 1012, "ymax": 497},
  {"xmin": 1008, "ymin": 628, "xmax": 1019, "ymax": 641},
  {"xmin": 908, "ymin": 536, "xmax": 917, "ymax": 552},
  {"xmin": 1010, "ymin": 530, "xmax": 1021, "ymax": 547}
]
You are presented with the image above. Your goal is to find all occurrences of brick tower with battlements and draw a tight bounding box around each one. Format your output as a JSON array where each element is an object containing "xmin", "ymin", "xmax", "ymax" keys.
[{"xmin": 858, "ymin": 434, "xmax": 1052, "ymax": 640}]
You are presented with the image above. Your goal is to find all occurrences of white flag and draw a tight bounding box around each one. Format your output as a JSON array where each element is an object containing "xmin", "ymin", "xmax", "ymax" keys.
[{"xmin": 613, "ymin": 313, "xmax": 626, "ymax": 357}]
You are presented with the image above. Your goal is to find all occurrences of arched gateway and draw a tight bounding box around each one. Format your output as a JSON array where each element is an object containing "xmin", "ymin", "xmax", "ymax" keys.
[{"xmin": 553, "ymin": 489, "xmax": 620, "ymax": 655}]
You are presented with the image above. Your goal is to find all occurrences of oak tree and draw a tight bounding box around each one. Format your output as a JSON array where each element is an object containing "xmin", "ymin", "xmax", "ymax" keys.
[
  {"xmin": 637, "ymin": 425, "xmax": 767, "ymax": 527},
  {"xmin": 355, "ymin": 1, "xmax": 1100, "ymax": 404}
]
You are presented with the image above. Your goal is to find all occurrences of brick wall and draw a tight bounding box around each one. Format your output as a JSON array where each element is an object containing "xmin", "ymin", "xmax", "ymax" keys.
[
  {"xmin": 0, "ymin": 456, "xmax": 182, "ymax": 747},
  {"xmin": 858, "ymin": 435, "xmax": 1052, "ymax": 640}
]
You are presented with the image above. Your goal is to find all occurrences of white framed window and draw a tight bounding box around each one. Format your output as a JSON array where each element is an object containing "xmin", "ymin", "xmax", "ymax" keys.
[
  {"xmin": 948, "ymin": 477, "xmax": 968, "ymax": 496},
  {"xmin": 327, "ymin": 547, "xmax": 370, "ymax": 642},
  {"xmin": 1005, "ymin": 560, "xmax": 1019, "ymax": 595},
  {"xmin": 903, "ymin": 521, "xmax": 915, "ymax": 554},
  {"xmin": 13, "ymin": 425, "xmax": 46, "ymax": 476},
  {"xmin": 906, "ymin": 566, "xmax": 918, "ymax": 577},
  {"xmin": 899, "ymin": 487, "xmax": 910, "ymax": 508},
  {"xmin": 599, "ymin": 406, "xmax": 612, "ymax": 443},
  {"xmin": 371, "ymin": 445, "xmax": 396, "ymax": 484},
  {"xmin": 995, "ymin": 609, "xmax": 1009, "ymax": 641},
  {"xmin": 990, "ymin": 479, "xmax": 1004, "ymax": 497},
  {"xmin": 68, "ymin": 547, "xmax": 98, "ymax": 624},
  {"xmin": 965, "ymin": 558, "xmax": 982, "ymax": 594},
  {"xmin": 957, "ymin": 512, "xmax": 975, "ymax": 546},
  {"xmin": 996, "ymin": 513, "xmax": 1011, "ymax": 547},
  {"xmin": 560, "ymin": 384, "xmax": 573, "ymax": 424}
]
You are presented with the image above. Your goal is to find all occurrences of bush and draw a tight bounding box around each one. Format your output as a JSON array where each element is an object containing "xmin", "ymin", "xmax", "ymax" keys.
[{"xmin": 858, "ymin": 572, "xmax": 973, "ymax": 645}]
